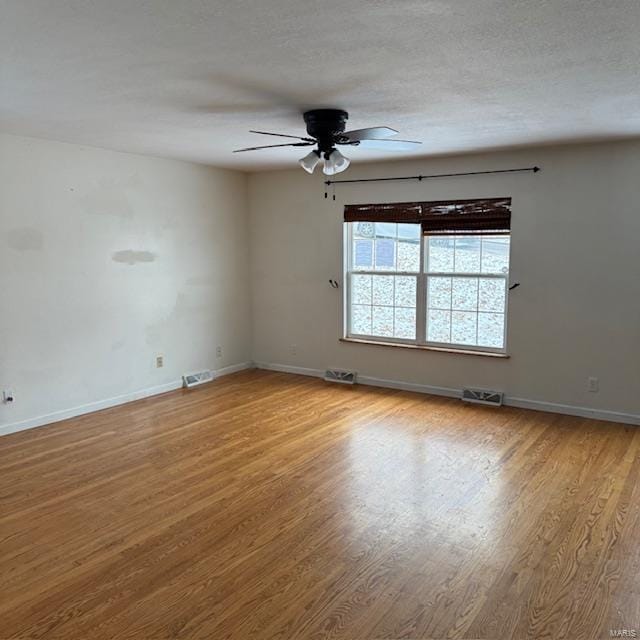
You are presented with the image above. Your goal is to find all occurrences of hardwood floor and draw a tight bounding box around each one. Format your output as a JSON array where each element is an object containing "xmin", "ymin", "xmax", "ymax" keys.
[{"xmin": 1, "ymin": 369, "xmax": 639, "ymax": 639}]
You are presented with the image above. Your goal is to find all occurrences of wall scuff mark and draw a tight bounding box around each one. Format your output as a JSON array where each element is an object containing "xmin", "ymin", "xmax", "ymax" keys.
[{"xmin": 112, "ymin": 250, "xmax": 156, "ymax": 265}]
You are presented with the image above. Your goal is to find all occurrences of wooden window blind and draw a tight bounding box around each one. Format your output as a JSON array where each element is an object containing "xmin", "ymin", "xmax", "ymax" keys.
[{"xmin": 344, "ymin": 197, "xmax": 511, "ymax": 235}]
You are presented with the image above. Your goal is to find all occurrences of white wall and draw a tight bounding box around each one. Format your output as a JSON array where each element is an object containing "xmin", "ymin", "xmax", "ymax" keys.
[
  {"xmin": 0, "ymin": 134, "xmax": 251, "ymax": 433},
  {"xmin": 248, "ymin": 141, "xmax": 640, "ymax": 421},
  {"xmin": 2, "ymin": 135, "xmax": 638, "ymax": 434}
]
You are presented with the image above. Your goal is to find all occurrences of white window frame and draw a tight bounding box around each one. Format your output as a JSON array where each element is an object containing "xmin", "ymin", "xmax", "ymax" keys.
[{"xmin": 343, "ymin": 224, "xmax": 510, "ymax": 354}]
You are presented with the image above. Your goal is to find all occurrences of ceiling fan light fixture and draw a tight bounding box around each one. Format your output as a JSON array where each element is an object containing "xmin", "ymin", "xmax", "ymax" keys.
[
  {"xmin": 299, "ymin": 149, "xmax": 321, "ymax": 174},
  {"xmin": 322, "ymin": 148, "xmax": 350, "ymax": 176},
  {"xmin": 234, "ymin": 110, "xmax": 421, "ymax": 171}
]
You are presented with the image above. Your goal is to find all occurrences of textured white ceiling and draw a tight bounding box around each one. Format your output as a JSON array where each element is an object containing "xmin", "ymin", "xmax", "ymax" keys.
[{"xmin": 2, "ymin": 0, "xmax": 640, "ymax": 170}]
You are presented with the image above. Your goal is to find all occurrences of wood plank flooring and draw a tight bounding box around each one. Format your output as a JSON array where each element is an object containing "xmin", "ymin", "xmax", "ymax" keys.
[{"xmin": 1, "ymin": 369, "xmax": 639, "ymax": 639}]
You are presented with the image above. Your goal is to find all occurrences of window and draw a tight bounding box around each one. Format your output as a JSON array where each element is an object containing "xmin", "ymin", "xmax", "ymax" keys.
[
  {"xmin": 425, "ymin": 235, "xmax": 510, "ymax": 350},
  {"xmin": 349, "ymin": 222, "xmax": 420, "ymax": 341},
  {"xmin": 344, "ymin": 198, "xmax": 512, "ymax": 354}
]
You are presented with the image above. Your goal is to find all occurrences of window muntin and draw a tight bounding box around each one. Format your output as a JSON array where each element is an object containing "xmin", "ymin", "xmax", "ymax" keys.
[{"xmin": 346, "ymin": 224, "xmax": 510, "ymax": 352}]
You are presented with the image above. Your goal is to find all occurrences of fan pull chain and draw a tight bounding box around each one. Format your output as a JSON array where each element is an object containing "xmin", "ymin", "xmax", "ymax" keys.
[{"xmin": 323, "ymin": 186, "xmax": 337, "ymax": 200}]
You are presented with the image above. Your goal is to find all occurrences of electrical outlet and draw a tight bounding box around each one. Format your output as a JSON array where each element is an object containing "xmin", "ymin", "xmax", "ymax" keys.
[
  {"xmin": 216, "ymin": 345, "xmax": 223, "ymax": 358},
  {"xmin": 3, "ymin": 389, "xmax": 14, "ymax": 404},
  {"xmin": 291, "ymin": 344, "xmax": 297, "ymax": 355},
  {"xmin": 587, "ymin": 377, "xmax": 599, "ymax": 393},
  {"xmin": 156, "ymin": 355, "xmax": 164, "ymax": 368}
]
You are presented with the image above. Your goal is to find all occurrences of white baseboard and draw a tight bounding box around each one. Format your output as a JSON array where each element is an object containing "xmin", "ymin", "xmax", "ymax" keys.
[
  {"xmin": 502, "ymin": 396, "xmax": 639, "ymax": 426},
  {"xmin": 0, "ymin": 362, "xmax": 254, "ymax": 438},
  {"xmin": 254, "ymin": 362, "xmax": 640, "ymax": 426},
  {"xmin": 254, "ymin": 362, "xmax": 325, "ymax": 378},
  {"xmin": 358, "ymin": 374, "xmax": 460, "ymax": 399},
  {"xmin": 215, "ymin": 361, "xmax": 254, "ymax": 377},
  {"xmin": 4, "ymin": 360, "xmax": 636, "ymax": 437}
]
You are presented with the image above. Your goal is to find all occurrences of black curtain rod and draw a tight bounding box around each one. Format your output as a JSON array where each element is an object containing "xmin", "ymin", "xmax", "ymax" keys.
[{"xmin": 324, "ymin": 166, "xmax": 540, "ymax": 186}]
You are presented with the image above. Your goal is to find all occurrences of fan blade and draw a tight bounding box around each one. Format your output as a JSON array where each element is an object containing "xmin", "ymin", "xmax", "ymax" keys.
[
  {"xmin": 348, "ymin": 139, "xmax": 422, "ymax": 151},
  {"xmin": 340, "ymin": 127, "xmax": 398, "ymax": 142},
  {"xmin": 250, "ymin": 130, "xmax": 316, "ymax": 142},
  {"xmin": 233, "ymin": 142, "xmax": 315, "ymax": 153}
]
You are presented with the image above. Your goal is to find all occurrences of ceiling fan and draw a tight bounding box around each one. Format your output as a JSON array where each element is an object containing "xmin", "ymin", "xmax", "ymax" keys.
[{"xmin": 233, "ymin": 109, "xmax": 421, "ymax": 175}]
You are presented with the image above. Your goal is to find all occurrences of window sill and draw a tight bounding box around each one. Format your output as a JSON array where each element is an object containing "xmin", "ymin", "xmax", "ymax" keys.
[{"xmin": 339, "ymin": 337, "xmax": 510, "ymax": 358}]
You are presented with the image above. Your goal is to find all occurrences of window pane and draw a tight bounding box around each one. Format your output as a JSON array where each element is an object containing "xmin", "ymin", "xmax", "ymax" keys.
[
  {"xmin": 354, "ymin": 221, "xmax": 375, "ymax": 238},
  {"xmin": 351, "ymin": 305, "xmax": 371, "ymax": 335},
  {"xmin": 428, "ymin": 276, "xmax": 451, "ymax": 309},
  {"xmin": 394, "ymin": 307, "xmax": 416, "ymax": 339},
  {"xmin": 349, "ymin": 274, "xmax": 417, "ymax": 339},
  {"xmin": 397, "ymin": 241, "xmax": 420, "ymax": 272},
  {"xmin": 394, "ymin": 276, "xmax": 416, "ymax": 308},
  {"xmin": 451, "ymin": 310, "xmax": 477, "ymax": 344},
  {"xmin": 398, "ymin": 223, "xmax": 420, "ymax": 240},
  {"xmin": 428, "ymin": 237, "xmax": 454, "ymax": 273},
  {"xmin": 375, "ymin": 238, "xmax": 395, "ymax": 270},
  {"xmin": 372, "ymin": 275, "xmax": 394, "ymax": 306},
  {"xmin": 478, "ymin": 278, "xmax": 506, "ymax": 312},
  {"xmin": 353, "ymin": 239, "xmax": 373, "ymax": 269},
  {"xmin": 375, "ymin": 222, "xmax": 396, "ymax": 238},
  {"xmin": 454, "ymin": 237, "xmax": 481, "ymax": 273},
  {"xmin": 372, "ymin": 306, "xmax": 394, "ymax": 337},
  {"xmin": 351, "ymin": 274, "xmax": 372, "ymax": 305},
  {"xmin": 427, "ymin": 309, "xmax": 451, "ymax": 343},
  {"xmin": 452, "ymin": 277, "xmax": 478, "ymax": 311},
  {"xmin": 478, "ymin": 312, "xmax": 504, "ymax": 348},
  {"xmin": 481, "ymin": 237, "xmax": 510, "ymax": 274},
  {"xmin": 352, "ymin": 224, "xmax": 421, "ymax": 274}
]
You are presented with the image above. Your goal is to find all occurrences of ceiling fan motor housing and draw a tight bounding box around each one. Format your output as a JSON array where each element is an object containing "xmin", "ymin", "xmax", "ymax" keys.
[{"xmin": 303, "ymin": 109, "xmax": 348, "ymax": 153}]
